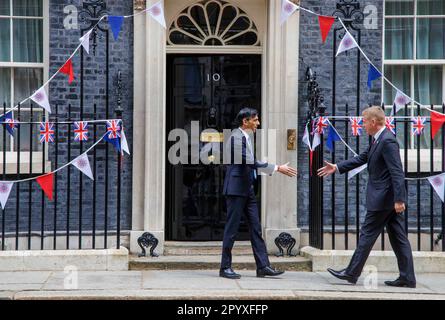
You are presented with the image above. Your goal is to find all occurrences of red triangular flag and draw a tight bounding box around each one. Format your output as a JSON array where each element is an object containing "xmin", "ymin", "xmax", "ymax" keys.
[
  {"xmin": 36, "ymin": 173, "xmax": 54, "ymax": 201},
  {"xmin": 318, "ymin": 15, "xmax": 335, "ymax": 44},
  {"xmin": 431, "ymin": 110, "xmax": 445, "ymax": 140},
  {"xmin": 60, "ymin": 59, "xmax": 74, "ymax": 84}
]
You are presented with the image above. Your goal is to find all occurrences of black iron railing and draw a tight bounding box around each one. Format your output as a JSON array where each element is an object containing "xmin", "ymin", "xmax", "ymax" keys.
[
  {"xmin": 0, "ymin": 102, "xmax": 122, "ymax": 250},
  {"xmin": 306, "ymin": 0, "xmax": 445, "ymax": 252},
  {"xmin": 308, "ymin": 102, "xmax": 445, "ymax": 252}
]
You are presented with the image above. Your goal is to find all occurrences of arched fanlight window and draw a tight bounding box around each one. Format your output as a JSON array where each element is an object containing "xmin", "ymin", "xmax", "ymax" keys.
[{"xmin": 168, "ymin": 0, "xmax": 260, "ymax": 46}]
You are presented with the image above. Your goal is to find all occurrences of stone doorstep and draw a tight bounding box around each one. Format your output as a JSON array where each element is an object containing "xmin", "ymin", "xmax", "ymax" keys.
[
  {"xmin": 129, "ymin": 255, "xmax": 312, "ymax": 271},
  {"xmin": 164, "ymin": 241, "xmax": 253, "ymax": 256},
  {"xmin": 300, "ymin": 246, "xmax": 445, "ymax": 273},
  {"xmin": 0, "ymin": 248, "xmax": 129, "ymax": 272}
]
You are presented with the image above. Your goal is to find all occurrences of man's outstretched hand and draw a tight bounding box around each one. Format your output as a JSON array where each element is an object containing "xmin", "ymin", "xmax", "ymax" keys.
[
  {"xmin": 317, "ymin": 161, "xmax": 337, "ymax": 178},
  {"xmin": 278, "ymin": 163, "xmax": 297, "ymax": 177}
]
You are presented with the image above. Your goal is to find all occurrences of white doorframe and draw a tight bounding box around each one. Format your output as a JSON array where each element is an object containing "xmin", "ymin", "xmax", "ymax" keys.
[{"xmin": 130, "ymin": 0, "xmax": 300, "ymax": 254}]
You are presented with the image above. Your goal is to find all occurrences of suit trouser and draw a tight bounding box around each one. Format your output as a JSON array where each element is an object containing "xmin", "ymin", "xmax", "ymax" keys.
[
  {"xmin": 346, "ymin": 209, "xmax": 416, "ymax": 283},
  {"xmin": 221, "ymin": 187, "xmax": 270, "ymax": 269}
]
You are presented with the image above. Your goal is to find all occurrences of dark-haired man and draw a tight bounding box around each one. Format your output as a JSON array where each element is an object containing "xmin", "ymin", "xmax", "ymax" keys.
[{"xmin": 219, "ymin": 108, "xmax": 297, "ymax": 279}]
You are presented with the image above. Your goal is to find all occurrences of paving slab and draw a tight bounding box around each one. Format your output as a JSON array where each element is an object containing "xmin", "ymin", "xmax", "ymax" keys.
[
  {"xmin": 316, "ymin": 272, "xmax": 435, "ymax": 294},
  {"xmin": 237, "ymin": 272, "xmax": 336, "ymax": 291},
  {"xmin": 1, "ymin": 270, "xmax": 445, "ymax": 300},
  {"xmin": 13, "ymin": 288, "xmax": 445, "ymax": 300},
  {"xmin": 0, "ymin": 271, "xmax": 51, "ymax": 284},
  {"xmin": 0, "ymin": 292, "xmax": 14, "ymax": 300},
  {"xmin": 291, "ymin": 290, "xmax": 445, "ymax": 300},
  {"xmin": 414, "ymin": 274, "xmax": 445, "ymax": 294},
  {"xmin": 14, "ymin": 289, "xmax": 297, "ymax": 300},
  {"xmin": 142, "ymin": 270, "xmax": 239, "ymax": 290},
  {"xmin": 42, "ymin": 271, "xmax": 142, "ymax": 290},
  {"xmin": 0, "ymin": 284, "xmax": 43, "ymax": 291}
]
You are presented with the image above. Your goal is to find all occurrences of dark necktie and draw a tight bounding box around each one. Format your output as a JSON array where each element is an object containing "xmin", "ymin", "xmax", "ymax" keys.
[{"xmin": 246, "ymin": 136, "xmax": 257, "ymax": 180}]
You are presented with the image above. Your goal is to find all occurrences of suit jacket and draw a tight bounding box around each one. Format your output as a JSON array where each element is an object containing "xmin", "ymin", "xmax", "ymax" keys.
[
  {"xmin": 337, "ymin": 128, "xmax": 406, "ymax": 211},
  {"xmin": 223, "ymin": 128, "xmax": 275, "ymax": 197}
]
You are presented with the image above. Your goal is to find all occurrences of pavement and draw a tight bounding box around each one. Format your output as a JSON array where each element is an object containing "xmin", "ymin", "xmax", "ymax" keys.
[{"xmin": 0, "ymin": 270, "xmax": 444, "ymax": 300}]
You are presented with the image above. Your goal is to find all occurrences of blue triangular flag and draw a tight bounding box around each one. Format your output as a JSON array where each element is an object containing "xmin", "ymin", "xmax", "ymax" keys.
[
  {"xmin": 108, "ymin": 16, "xmax": 124, "ymax": 40},
  {"xmin": 326, "ymin": 125, "xmax": 341, "ymax": 152},
  {"xmin": 0, "ymin": 112, "xmax": 19, "ymax": 136},
  {"xmin": 104, "ymin": 135, "xmax": 121, "ymax": 152},
  {"xmin": 367, "ymin": 64, "xmax": 381, "ymax": 89}
]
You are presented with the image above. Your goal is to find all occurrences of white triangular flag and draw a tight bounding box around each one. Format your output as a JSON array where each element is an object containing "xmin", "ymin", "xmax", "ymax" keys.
[
  {"xmin": 121, "ymin": 128, "xmax": 130, "ymax": 155},
  {"xmin": 280, "ymin": 0, "xmax": 299, "ymax": 25},
  {"xmin": 336, "ymin": 31, "xmax": 358, "ymax": 56},
  {"xmin": 428, "ymin": 173, "xmax": 445, "ymax": 202},
  {"xmin": 30, "ymin": 87, "xmax": 51, "ymax": 113},
  {"xmin": 393, "ymin": 90, "xmax": 411, "ymax": 114},
  {"xmin": 302, "ymin": 124, "xmax": 311, "ymax": 150},
  {"xmin": 348, "ymin": 163, "xmax": 367, "ymax": 180},
  {"xmin": 312, "ymin": 131, "xmax": 321, "ymax": 150},
  {"xmin": 303, "ymin": 124, "xmax": 321, "ymax": 151},
  {"xmin": 72, "ymin": 153, "xmax": 94, "ymax": 180},
  {"xmin": 147, "ymin": 1, "xmax": 166, "ymax": 29},
  {"xmin": 79, "ymin": 29, "xmax": 93, "ymax": 54},
  {"xmin": 0, "ymin": 182, "xmax": 13, "ymax": 209}
]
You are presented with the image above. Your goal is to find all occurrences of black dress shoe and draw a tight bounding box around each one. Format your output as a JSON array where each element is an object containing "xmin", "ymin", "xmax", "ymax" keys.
[
  {"xmin": 219, "ymin": 267, "xmax": 241, "ymax": 279},
  {"xmin": 256, "ymin": 266, "xmax": 285, "ymax": 277},
  {"xmin": 327, "ymin": 268, "xmax": 358, "ymax": 284},
  {"xmin": 384, "ymin": 278, "xmax": 416, "ymax": 288}
]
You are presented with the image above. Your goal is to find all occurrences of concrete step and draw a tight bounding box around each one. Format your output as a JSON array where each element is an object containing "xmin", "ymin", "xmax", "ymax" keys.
[
  {"xmin": 164, "ymin": 241, "xmax": 253, "ymax": 256},
  {"xmin": 129, "ymin": 255, "xmax": 312, "ymax": 271}
]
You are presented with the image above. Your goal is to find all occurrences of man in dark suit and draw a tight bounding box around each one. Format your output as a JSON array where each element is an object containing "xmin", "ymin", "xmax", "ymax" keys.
[
  {"xmin": 318, "ymin": 106, "xmax": 416, "ymax": 288},
  {"xmin": 220, "ymin": 108, "xmax": 297, "ymax": 279}
]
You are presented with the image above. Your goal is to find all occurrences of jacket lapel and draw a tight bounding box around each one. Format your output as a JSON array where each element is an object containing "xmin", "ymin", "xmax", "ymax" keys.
[{"xmin": 236, "ymin": 128, "xmax": 255, "ymax": 159}]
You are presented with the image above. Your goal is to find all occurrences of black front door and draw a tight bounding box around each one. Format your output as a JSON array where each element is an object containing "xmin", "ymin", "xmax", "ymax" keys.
[{"xmin": 166, "ymin": 54, "xmax": 262, "ymax": 241}]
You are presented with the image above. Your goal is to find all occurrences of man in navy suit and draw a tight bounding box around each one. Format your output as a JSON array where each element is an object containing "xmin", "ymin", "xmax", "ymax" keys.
[
  {"xmin": 318, "ymin": 106, "xmax": 416, "ymax": 288},
  {"xmin": 219, "ymin": 108, "xmax": 297, "ymax": 279}
]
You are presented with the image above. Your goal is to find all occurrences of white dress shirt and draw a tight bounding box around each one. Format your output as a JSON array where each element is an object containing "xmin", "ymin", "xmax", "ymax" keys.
[
  {"xmin": 373, "ymin": 126, "xmax": 386, "ymax": 143},
  {"xmin": 239, "ymin": 127, "xmax": 277, "ymax": 173}
]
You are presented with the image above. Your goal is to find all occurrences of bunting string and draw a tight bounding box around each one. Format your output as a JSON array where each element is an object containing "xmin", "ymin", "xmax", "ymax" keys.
[
  {"xmin": 1, "ymin": 118, "xmax": 123, "ymax": 125},
  {"xmin": 0, "ymin": 1, "xmax": 167, "ymax": 119},
  {"xmin": 285, "ymin": 2, "xmax": 440, "ymax": 115},
  {"xmin": 325, "ymin": 119, "xmax": 358, "ymax": 156},
  {"xmin": 291, "ymin": 1, "xmax": 445, "ymax": 200},
  {"xmin": 318, "ymin": 119, "xmax": 444, "ymax": 182},
  {"xmin": 0, "ymin": 117, "xmax": 129, "ymax": 206},
  {"xmin": 11, "ymin": 132, "xmax": 107, "ymax": 184},
  {"xmin": 323, "ymin": 116, "xmax": 432, "ymax": 120},
  {"xmin": 335, "ymin": 18, "xmax": 433, "ymax": 113},
  {"xmin": 4, "ymin": 15, "xmax": 106, "ymax": 117}
]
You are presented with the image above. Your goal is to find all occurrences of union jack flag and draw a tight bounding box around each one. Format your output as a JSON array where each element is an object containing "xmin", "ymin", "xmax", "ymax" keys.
[
  {"xmin": 106, "ymin": 120, "xmax": 121, "ymax": 139},
  {"xmin": 385, "ymin": 117, "xmax": 396, "ymax": 135},
  {"xmin": 411, "ymin": 116, "xmax": 426, "ymax": 136},
  {"xmin": 349, "ymin": 117, "xmax": 363, "ymax": 136},
  {"xmin": 313, "ymin": 117, "xmax": 329, "ymax": 135},
  {"xmin": 39, "ymin": 122, "xmax": 55, "ymax": 144},
  {"xmin": 0, "ymin": 112, "xmax": 19, "ymax": 136},
  {"xmin": 74, "ymin": 121, "xmax": 89, "ymax": 141},
  {"xmin": 104, "ymin": 120, "xmax": 122, "ymax": 152}
]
